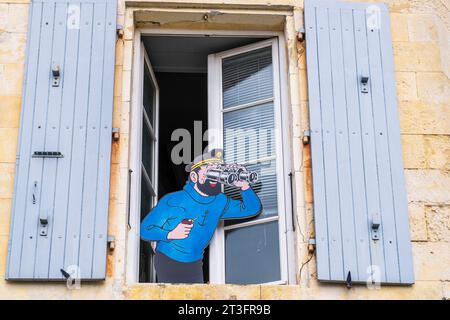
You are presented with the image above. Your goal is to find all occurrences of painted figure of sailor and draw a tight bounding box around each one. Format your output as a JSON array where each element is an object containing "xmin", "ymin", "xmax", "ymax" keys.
[{"xmin": 140, "ymin": 149, "xmax": 262, "ymax": 283}]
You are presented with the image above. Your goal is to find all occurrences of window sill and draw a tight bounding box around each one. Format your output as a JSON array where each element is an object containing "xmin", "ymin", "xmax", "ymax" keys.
[{"xmin": 124, "ymin": 282, "xmax": 288, "ymax": 299}]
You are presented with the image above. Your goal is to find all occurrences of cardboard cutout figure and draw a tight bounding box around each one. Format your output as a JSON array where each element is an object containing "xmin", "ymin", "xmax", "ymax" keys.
[{"xmin": 140, "ymin": 149, "xmax": 262, "ymax": 283}]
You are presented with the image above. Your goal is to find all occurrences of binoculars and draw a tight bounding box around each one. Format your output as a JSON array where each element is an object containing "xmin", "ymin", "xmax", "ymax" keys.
[{"xmin": 206, "ymin": 164, "xmax": 259, "ymax": 186}]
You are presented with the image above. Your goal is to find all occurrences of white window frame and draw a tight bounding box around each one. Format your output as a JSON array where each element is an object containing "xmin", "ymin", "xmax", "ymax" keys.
[
  {"xmin": 127, "ymin": 35, "xmax": 159, "ymax": 284},
  {"xmin": 208, "ymin": 38, "xmax": 292, "ymax": 285},
  {"xmin": 126, "ymin": 29, "xmax": 295, "ymax": 285}
]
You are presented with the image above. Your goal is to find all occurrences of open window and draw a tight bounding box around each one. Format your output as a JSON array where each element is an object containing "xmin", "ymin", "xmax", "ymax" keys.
[
  {"xmin": 208, "ymin": 39, "xmax": 290, "ymax": 284},
  {"xmin": 130, "ymin": 33, "xmax": 293, "ymax": 285},
  {"xmin": 138, "ymin": 44, "xmax": 159, "ymax": 283}
]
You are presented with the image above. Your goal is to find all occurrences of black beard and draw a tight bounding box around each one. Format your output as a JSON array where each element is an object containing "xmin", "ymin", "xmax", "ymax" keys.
[{"xmin": 196, "ymin": 179, "xmax": 222, "ymax": 196}]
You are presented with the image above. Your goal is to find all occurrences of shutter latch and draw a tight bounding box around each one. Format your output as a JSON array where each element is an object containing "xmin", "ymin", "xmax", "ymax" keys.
[
  {"xmin": 52, "ymin": 63, "xmax": 61, "ymax": 87},
  {"xmin": 39, "ymin": 209, "xmax": 49, "ymax": 237},
  {"xmin": 360, "ymin": 75, "xmax": 369, "ymax": 93},
  {"xmin": 371, "ymin": 212, "xmax": 381, "ymax": 240}
]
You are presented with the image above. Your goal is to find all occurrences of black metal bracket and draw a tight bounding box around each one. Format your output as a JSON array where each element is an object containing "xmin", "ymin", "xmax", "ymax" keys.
[
  {"xmin": 32, "ymin": 151, "xmax": 63, "ymax": 158},
  {"xmin": 346, "ymin": 271, "xmax": 352, "ymax": 289}
]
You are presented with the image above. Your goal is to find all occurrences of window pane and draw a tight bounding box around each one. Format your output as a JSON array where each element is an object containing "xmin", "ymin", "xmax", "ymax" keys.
[
  {"xmin": 140, "ymin": 172, "xmax": 155, "ymax": 283},
  {"xmin": 224, "ymin": 159, "xmax": 278, "ymax": 226},
  {"xmin": 140, "ymin": 171, "xmax": 154, "ymax": 219},
  {"xmin": 142, "ymin": 120, "xmax": 153, "ymax": 178},
  {"xmin": 223, "ymin": 102, "xmax": 275, "ymax": 164},
  {"xmin": 225, "ymin": 221, "xmax": 280, "ymax": 284},
  {"xmin": 222, "ymin": 46, "xmax": 273, "ymax": 109},
  {"xmin": 143, "ymin": 64, "xmax": 155, "ymax": 125}
]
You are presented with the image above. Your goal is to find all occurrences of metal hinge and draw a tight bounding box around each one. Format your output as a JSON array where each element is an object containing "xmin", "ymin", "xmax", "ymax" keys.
[
  {"xmin": 308, "ymin": 238, "xmax": 316, "ymax": 253},
  {"xmin": 302, "ymin": 130, "xmax": 311, "ymax": 145},
  {"xmin": 116, "ymin": 24, "xmax": 124, "ymax": 39},
  {"xmin": 297, "ymin": 26, "xmax": 305, "ymax": 42},
  {"xmin": 107, "ymin": 235, "xmax": 116, "ymax": 250},
  {"xmin": 112, "ymin": 127, "xmax": 120, "ymax": 142}
]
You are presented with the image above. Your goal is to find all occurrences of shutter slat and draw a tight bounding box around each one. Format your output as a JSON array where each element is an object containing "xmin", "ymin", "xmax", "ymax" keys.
[
  {"xmin": 328, "ymin": 7, "xmax": 359, "ymax": 280},
  {"xmin": 64, "ymin": 2, "xmax": 94, "ymax": 274},
  {"xmin": 304, "ymin": 5, "xmax": 330, "ymax": 280},
  {"xmin": 48, "ymin": 2, "xmax": 81, "ymax": 279},
  {"xmin": 366, "ymin": 9, "xmax": 401, "ymax": 283},
  {"xmin": 305, "ymin": 0, "xmax": 414, "ymax": 284},
  {"xmin": 340, "ymin": 8, "xmax": 372, "ymax": 280},
  {"xmin": 92, "ymin": 0, "xmax": 117, "ymax": 279},
  {"xmin": 78, "ymin": 1, "xmax": 107, "ymax": 280},
  {"xmin": 352, "ymin": 9, "xmax": 387, "ymax": 282},
  {"xmin": 20, "ymin": 1, "xmax": 57, "ymax": 279},
  {"xmin": 316, "ymin": 6, "xmax": 345, "ymax": 281},
  {"xmin": 7, "ymin": 1, "xmax": 43, "ymax": 280},
  {"xmin": 34, "ymin": 2, "xmax": 69, "ymax": 279}
]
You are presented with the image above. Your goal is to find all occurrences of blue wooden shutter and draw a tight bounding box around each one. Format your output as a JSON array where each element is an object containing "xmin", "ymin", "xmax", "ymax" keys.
[
  {"xmin": 305, "ymin": 0, "xmax": 414, "ymax": 284},
  {"xmin": 6, "ymin": 0, "xmax": 117, "ymax": 280}
]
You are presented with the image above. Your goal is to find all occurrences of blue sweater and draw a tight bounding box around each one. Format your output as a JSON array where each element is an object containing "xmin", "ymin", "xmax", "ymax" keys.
[{"xmin": 140, "ymin": 182, "xmax": 262, "ymax": 263}]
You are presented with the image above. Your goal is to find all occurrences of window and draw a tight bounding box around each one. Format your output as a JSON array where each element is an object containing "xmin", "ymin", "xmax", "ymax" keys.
[
  {"xmin": 130, "ymin": 33, "xmax": 293, "ymax": 285},
  {"xmin": 139, "ymin": 46, "xmax": 159, "ymax": 282},
  {"xmin": 208, "ymin": 39, "xmax": 291, "ymax": 284}
]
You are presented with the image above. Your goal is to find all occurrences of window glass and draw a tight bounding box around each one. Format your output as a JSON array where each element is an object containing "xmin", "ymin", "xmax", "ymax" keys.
[
  {"xmin": 140, "ymin": 171, "xmax": 155, "ymax": 283},
  {"xmin": 223, "ymin": 102, "xmax": 275, "ymax": 163},
  {"xmin": 142, "ymin": 121, "xmax": 154, "ymax": 180},
  {"xmin": 222, "ymin": 46, "xmax": 273, "ymax": 109},
  {"xmin": 221, "ymin": 44, "xmax": 281, "ymax": 284},
  {"xmin": 143, "ymin": 64, "xmax": 155, "ymax": 125},
  {"xmin": 225, "ymin": 221, "xmax": 280, "ymax": 284}
]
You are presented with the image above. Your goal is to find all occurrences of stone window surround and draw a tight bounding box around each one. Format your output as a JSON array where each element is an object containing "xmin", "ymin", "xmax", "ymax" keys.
[{"xmin": 119, "ymin": 1, "xmax": 307, "ymax": 288}]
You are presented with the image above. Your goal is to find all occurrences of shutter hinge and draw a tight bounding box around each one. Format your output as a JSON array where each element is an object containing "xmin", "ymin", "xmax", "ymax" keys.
[
  {"xmin": 302, "ymin": 130, "xmax": 311, "ymax": 145},
  {"xmin": 297, "ymin": 27, "xmax": 305, "ymax": 42},
  {"xmin": 308, "ymin": 238, "xmax": 316, "ymax": 253},
  {"xmin": 112, "ymin": 127, "xmax": 120, "ymax": 142},
  {"xmin": 116, "ymin": 24, "xmax": 124, "ymax": 39},
  {"xmin": 107, "ymin": 235, "xmax": 116, "ymax": 250}
]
